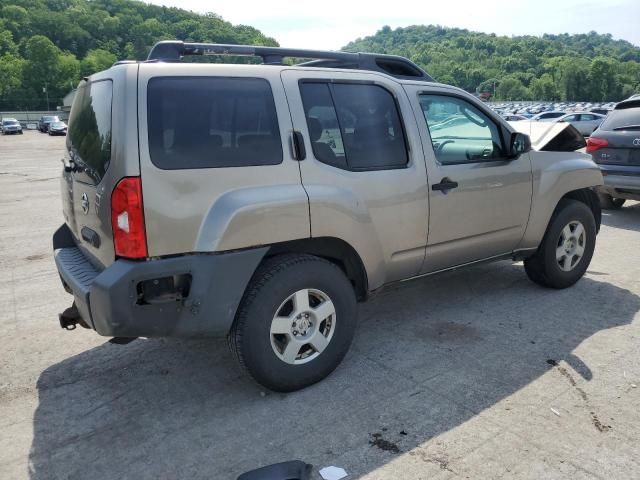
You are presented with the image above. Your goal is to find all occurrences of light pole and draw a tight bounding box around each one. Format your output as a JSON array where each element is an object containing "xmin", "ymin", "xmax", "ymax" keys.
[{"xmin": 43, "ymin": 83, "xmax": 50, "ymax": 111}]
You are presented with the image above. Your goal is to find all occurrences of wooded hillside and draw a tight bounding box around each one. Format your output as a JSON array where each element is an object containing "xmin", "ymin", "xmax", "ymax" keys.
[
  {"xmin": 0, "ymin": 0, "xmax": 277, "ymax": 109},
  {"xmin": 344, "ymin": 25, "xmax": 640, "ymax": 101}
]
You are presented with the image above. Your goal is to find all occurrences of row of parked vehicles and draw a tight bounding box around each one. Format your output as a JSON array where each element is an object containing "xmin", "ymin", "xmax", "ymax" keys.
[
  {"xmin": 492, "ymin": 97, "xmax": 640, "ymax": 209},
  {"xmin": 38, "ymin": 115, "xmax": 68, "ymax": 135},
  {"xmin": 0, "ymin": 115, "xmax": 67, "ymax": 136}
]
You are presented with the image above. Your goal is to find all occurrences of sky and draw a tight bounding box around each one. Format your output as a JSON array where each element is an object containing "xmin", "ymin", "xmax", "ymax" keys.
[{"xmin": 147, "ymin": 0, "xmax": 640, "ymax": 50}]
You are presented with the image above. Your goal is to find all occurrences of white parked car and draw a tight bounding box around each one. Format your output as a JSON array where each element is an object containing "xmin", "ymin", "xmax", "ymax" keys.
[
  {"xmin": 531, "ymin": 111, "xmax": 566, "ymax": 122},
  {"xmin": 555, "ymin": 112, "xmax": 605, "ymax": 136}
]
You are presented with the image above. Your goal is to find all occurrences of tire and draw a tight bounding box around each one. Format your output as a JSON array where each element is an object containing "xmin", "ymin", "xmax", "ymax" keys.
[
  {"xmin": 229, "ymin": 254, "xmax": 357, "ymax": 392},
  {"xmin": 524, "ymin": 199, "xmax": 596, "ymax": 289},
  {"xmin": 597, "ymin": 192, "xmax": 625, "ymax": 210}
]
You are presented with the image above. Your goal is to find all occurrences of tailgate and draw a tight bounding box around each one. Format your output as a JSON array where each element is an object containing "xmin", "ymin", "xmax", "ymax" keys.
[
  {"xmin": 591, "ymin": 130, "xmax": 640, "ymax": 167},
  {"xmin": 60, "ymin": 65, "xmax": 140, "ymax": 268}
]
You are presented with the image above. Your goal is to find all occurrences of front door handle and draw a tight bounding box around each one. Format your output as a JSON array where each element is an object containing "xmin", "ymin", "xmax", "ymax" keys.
[{"xmin": 432, "ymin": 177, "xmax": 459, "ymax": 192}]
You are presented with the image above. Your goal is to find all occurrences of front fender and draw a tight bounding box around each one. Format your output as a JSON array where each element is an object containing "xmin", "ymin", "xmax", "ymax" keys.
[
  {"xmin": 520, "ymin": 151, "xmax": 603, "ymax": 249},
  {"xmin": 195, "ymin": 185, "xmax": 310, "ymax": 252}
]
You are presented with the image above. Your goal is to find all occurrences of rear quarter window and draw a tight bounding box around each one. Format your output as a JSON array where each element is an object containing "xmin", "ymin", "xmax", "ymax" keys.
[
  {"xmin": 599, "ymin": 108, "xmax": 640, "ymax": 131},
  {"xmin": 147, "ymin": 77, "xmax": 283, "ymax": 169},
  {"xmin": 67, "ymin": 80, "xmax": 113, "ymax": 185}
]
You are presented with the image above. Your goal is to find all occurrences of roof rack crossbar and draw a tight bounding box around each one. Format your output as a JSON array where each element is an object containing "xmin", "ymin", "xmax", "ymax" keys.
[{"xmin": 146, "ymin": 41, "xmax": 434, "ymax": 81}]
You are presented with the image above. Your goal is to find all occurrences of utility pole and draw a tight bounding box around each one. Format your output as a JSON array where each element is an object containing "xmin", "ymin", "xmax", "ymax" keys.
[{"xmin": 43, "ymin": 83, "xmax": 50, "ymax": 111}]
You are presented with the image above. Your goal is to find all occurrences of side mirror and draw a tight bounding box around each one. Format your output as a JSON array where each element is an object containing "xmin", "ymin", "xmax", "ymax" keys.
[{"xmin": 509, "ymin": 132, "xmax": 531, "ymax": 158}]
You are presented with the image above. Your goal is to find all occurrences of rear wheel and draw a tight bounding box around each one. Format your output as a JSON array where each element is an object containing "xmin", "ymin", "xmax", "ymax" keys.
[
  {"xmin": 524, "ymin": 199, "xmax": 596, "ymax": 289},
  {"xmin": 229, "ymin": 254, "xmax": 357, "ymax": 392},
  {"xmin": 597, "ymin": 192, "xmax": 625, "ymax": 210}
]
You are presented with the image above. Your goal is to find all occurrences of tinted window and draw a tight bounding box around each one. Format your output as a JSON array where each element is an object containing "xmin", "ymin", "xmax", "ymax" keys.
[
  {"xmin": 147, "ymin": 77, "xmax": 282, "ymax": 169},
  {"xmin": 67, "ymin": 80, "xmax": 113, "ymax": 185},
  {"xmin": 563, "ymin": 115, "xmax": 579, "ymax": 122},
  {"xmin": 420, "ymin": 95, "xmax": 504, "ymax": 165},
  {"xmin": 599, "ymin": 108, "xmax": 640, "ymax": 131},
  {"xmin": 300, "ymin": 82, "xmax": 408, "ymax": 170}
]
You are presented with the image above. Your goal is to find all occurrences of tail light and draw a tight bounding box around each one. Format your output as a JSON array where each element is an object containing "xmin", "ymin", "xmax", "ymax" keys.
[
  {"xmin": 586, "ymin": 137, "xmax": 608, "ymax": 153},
  {"xmin": 111, "ymin": 177, "xmax": 148, "ymax": 258}
]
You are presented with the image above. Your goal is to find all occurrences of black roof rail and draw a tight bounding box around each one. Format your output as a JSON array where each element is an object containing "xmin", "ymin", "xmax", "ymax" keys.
[{"xmin": 146, "ymin": 40, "xmax": 434, "ymax": 81}]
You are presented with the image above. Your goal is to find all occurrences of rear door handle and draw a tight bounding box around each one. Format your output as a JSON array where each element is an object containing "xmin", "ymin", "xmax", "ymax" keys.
[
  {"xmin": 292, "ymin": 130, "xmax": 306, "ymax": 161},
  {"xmin": 432, "ymin": 177, "xmax": 459, "ymax": 192}
]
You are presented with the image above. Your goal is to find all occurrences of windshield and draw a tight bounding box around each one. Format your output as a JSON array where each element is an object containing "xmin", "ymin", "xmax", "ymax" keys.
[
  {"xmin": 3, "ymin": 120, "xmax": 19, "ymax": 125},
  {"xmin": 43, "ymin": 116, "xmax": 58, "ymax": 122},
  {"xmin": 51, "ymin": 122, "xmax": 65, "ymax": 127}
]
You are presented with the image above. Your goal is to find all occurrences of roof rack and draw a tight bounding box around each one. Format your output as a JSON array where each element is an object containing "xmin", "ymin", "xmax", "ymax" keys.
[{"xmin": 146, "ymin": 41, "xmax": 434, "ymax": 81}]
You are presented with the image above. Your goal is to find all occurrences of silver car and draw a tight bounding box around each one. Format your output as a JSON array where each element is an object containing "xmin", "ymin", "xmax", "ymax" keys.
[
  {"xmin": 52, "ymin": 41, "xmax": 603, "ymax": 392},
  {"xmin": 556, "ymin": 112, "xmax": 605, "ymax": 136}
]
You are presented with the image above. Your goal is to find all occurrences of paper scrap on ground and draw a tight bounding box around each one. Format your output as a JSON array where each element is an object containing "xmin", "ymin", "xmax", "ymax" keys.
[{"xmin": 319, "ymin": 465, "xmax": 348, "ymax": 480}]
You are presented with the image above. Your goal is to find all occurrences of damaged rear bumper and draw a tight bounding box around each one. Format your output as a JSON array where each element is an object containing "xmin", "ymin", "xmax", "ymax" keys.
[{"xmin": 53, "ymin": 224, "xmax": 267, "ymax": 338}]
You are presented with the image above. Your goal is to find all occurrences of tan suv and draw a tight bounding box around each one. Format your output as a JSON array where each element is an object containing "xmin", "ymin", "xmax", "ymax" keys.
[{"xmin": 53, "ymin": 41, "xmax": 603, "ymax": 391}]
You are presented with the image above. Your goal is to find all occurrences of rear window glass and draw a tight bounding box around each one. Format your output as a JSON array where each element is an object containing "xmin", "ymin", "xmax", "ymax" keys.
[
  {"xmin": 147, "ymin": 77, "xmax": 282, "ymax": 169},
  {"xmin": 67, "ymin": 80, "xmax": 113, "ymax": 185},
  {"xmin": 600, "ymin": 108, "xmax": 640, "ymax": 131},
  {"xmin": 299, "ymin": 81, "xmax": 408, "ymax": 171}
]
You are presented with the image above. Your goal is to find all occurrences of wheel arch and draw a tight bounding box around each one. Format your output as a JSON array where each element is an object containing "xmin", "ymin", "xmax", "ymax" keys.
[
  {"xmin": 558, "ymin": 187, "xmax": 601, "ymax": 233},
  {"xmin": 265, "ymin": 237, "xmax": 369, "ymax": 301}
]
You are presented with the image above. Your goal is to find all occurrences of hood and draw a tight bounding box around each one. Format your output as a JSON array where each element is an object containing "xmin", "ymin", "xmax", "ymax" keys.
[{"xmin": 508, "ymin": 121, "xmax": 586, "ymax": 152}]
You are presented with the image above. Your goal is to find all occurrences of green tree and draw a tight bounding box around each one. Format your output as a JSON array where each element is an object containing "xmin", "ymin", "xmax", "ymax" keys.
[
  {"xmin": 0, "ymin": 29, "xmax": 17, "ymax": 55},
  {"xmin": 0, "ymin": 53, "xmax": 24, "ymax": 97},
  {"xmin": 80, "ymin": 48, "xmax": 117, "ymax": 77},
  {"xmin": 496, "ymin": 76, "xmax": 531, "ymax": 100},
  {"xmin": 589, "ymin": 57, "xmax": 622, "ymax": 101},
  {"xmin": 530, "ymin": 74, "xmax": 558, "ymax": 100},
  {"xmin": 22, "ymin": 35, "xmax": 61, "ymax": 95}
]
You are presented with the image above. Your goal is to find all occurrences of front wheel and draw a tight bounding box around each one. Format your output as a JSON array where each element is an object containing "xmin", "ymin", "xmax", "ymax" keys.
[
  {"xmin": 229, "ymin": 254, "xmax": 357, "ymax": 392},
  {"xmin": 524, "ymin": 199, "xmax": 596, "ymax": 289}
]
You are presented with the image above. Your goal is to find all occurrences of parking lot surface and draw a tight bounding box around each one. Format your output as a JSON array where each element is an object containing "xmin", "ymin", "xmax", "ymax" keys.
[{"xmin": 1, "ymin": 131, "xmax": 639, "ymax": 479}]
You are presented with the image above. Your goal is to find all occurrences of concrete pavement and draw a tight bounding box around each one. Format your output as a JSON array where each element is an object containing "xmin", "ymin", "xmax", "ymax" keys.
[{"xmin": 1, "ymin": 131, "xmax": 638, "ymax": 479}]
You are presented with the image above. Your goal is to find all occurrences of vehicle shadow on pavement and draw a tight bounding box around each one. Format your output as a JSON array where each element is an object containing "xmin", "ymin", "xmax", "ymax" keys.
[
  {"xmin": 601, "ymin": 201, "xmax": 640, "ymax": 232},
  {"xmin": 29, "ymin": 262, "xmax": 640, "ymax": 479}
]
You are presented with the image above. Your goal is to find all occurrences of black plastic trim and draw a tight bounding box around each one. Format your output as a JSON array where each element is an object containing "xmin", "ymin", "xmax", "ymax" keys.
[
  {"xmin": 145, "ymin": 40, "xmax": 434, "ymax": 81},
  {"xmin": 53, "ymin": 232, "xmax": 269, "ymax": 338}
]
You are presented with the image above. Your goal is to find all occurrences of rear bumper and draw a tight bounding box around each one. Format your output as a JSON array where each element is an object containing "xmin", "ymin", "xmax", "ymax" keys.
[
  {"xmin": 53, "ymin": 224, "xmax": 267, "ymax": 338},
  {"xmin": 597, "ymin": 165, "xmax": 640, "ymax": 200}
]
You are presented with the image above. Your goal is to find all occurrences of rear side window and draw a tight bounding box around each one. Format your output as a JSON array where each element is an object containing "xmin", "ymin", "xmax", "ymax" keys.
[
  {"xmin": 67, "ymin": 80, "xmax": 113, "ymax": 185},
  {"xmin": 300, "ymin": 81, "xmax": 408, "ymax": 171},
  {"xmin": 599, "ymin": 108, "xmax": 640, "ymax": 131},
  {"xmin": 147, "ymin": 77, "xmax": 282, "ymax": 169}
]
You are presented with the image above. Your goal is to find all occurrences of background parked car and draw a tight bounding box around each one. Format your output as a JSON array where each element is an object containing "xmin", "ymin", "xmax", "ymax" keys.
[
  {"xmin": 502, "ymin": 114, "xmax": 528, "ymax": 121},
  {"xmin": 48, "ymin": 121, "xmax": 67, "ymax": 136},
  {"xmin": 531, "ymin": 111, "xmax": 566, "ymax": 122},
  {"xmin": 38, "ymin": 115, "xmax": 59, "ymax": 133},
  {"xmin": 1, "ymin": 118, "xmax": 23, "ymax": 135},
  {"xmin": 587, "ymin": 98, "xmax": 640, "ymax": 209},
  {"xmin": 556, "ymin": 112, "xmax": 605, "ymax": 136}
]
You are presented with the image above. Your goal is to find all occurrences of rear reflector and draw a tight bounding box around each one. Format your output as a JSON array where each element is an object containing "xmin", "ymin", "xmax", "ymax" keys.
[
  {"xmin": 586, "ymin": 137, "xmax": 609, "ymax": 153},
  {"xmin": 111, "ymin": 177, "xmax": 148, "ymax": 258}
]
